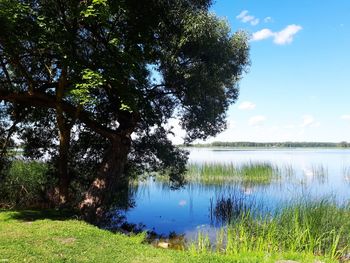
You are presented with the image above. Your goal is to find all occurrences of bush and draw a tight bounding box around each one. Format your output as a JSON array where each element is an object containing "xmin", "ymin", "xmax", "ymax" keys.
[{"xmin": 0, "ymin": 160, "xmax": 53, "ymax": 207}]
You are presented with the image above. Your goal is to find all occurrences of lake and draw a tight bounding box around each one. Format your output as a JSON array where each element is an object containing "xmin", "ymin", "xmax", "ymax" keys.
[{"xmin": 118, "ymin": 148, "xmax": 350, "ymax": 240}]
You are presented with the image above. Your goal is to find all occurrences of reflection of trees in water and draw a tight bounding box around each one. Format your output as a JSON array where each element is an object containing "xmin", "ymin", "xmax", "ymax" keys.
[
  {"xmin": 101, "ymin": 180, "xmax": 139, "ymax": 231},
  {"xmin": 209, "ymin": 189, "xmax": 256, "ymax": 226}
]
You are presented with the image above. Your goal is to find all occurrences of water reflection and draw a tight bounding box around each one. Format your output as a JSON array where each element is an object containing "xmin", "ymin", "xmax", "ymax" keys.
[
  {"xmin": 301, "ymin": 165, "xmax": 328, "ymax": 184},
  {"xmin": 343, "ymin": 166, "xmax": 350, "ymax": 184},
  {"xmin": 114, "ymin": 148, "xmax": 350, "ymax": 239},
  {"xmin": 209, "ymin": 189, "xmax": 254, "ymax": 226}
]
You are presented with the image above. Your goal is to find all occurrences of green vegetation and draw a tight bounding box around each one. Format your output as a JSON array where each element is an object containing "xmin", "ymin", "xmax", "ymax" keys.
[
  {"xmin": 0, "ymin": 161, "xmax": 344, "ymax": 262},
  {"xmin": 186, "ymin": 162, "xmax": 279, "ymax": 185},
  {"xmin": 0, "ymin": 0, "xmax": 249, "ymax": 217},
  {"xmin": 0, "ymin": 161, "xmax": 52, "ymax": 208},
  {"xmin": 0, "ymin": 210, "xmax": 335, "ymax": 262},
  {"xmin": 195, "ymin": 199, "xmax": 350, "ymax": 262},
  {"xmin": 187, "ymin": 141, "xmax": 350, "ymax": 148}
]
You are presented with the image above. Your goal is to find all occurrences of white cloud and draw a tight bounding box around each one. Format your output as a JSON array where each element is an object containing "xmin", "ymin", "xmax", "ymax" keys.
[
  {"xmin": 242, "ymin": 15, "xmax": 255, "ymax": 23},
  {"xmin": 341, "ymin": 115, "xmax": 350, "ymax": 121},
  {"xmin": 238, "ymin": 101, "xmax": 256, "ymax": 110},
  {"xmin": 301, "ymin": 115, "xmax": 320, "ymax": 128},
  {"xmin": 274, "ymin": 24, "xmax": 303, "ymax": 45},
  {"xmin": 284, "ymin": 124, "xmax": 296, "ymax": 129},
  {"xmin": 236, "ymin": 10, "xmax": 260, "ymax": 26},
  {"xmin": 249, "ymin": 115, "xmax": 266, "ymax": 126},
  {"xmin": 250, "ymin": 18, "xmax": 260, "ymax": 26},
  {"xmin": 251, "ymin": 24, "xmax": 302, "ymax": 45},
  {"xmin": 264, "ymin": 16, "xmax": 273, "ymax": 23},
  {"xmin": 236, "ymin": 10, "xmax": 249, "ymax": 20},
  {"xmin": 251, "ymin": 29, "xmax": 274, "ymax": 41}
]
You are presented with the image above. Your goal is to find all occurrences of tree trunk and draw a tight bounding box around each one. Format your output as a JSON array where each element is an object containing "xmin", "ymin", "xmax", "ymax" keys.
[
  {"xmin": 80, "ymin": 133, "xmax": 131, "ymax": 223},
  {"xmin": 57, "ymin": 128, "xmax": 71, "ymax": 205},
  {"xmin": 55, "ymin": 67, "xmax": 73, "ymax": 206}
]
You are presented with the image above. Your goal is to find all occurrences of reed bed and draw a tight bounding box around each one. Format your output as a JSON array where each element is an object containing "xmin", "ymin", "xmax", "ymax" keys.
[
  {"xmin": 209, "ymin": 191, "xmax": 256, "ymax": 226},
  {"xmin": 186, "ymin": 162, "xmax": 280, "ymax": 185},
  {"xmin": 192, "ymin": 199, "xmax": 350, "ymax": 260}
]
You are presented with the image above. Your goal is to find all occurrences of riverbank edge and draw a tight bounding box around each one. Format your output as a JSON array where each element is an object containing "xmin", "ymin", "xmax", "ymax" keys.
[{"xmin": 0, "ymin": 210, "xmax": 335, "ymax": 263}]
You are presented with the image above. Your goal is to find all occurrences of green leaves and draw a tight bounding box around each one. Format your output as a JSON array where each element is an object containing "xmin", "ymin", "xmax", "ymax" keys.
[
  {"xmin": 71, "ymin": 69, "xmax": 105, "ymax": 106},
  {"xmin": 120, "ymin": 102, "xmax": 133, "ymax": 113},
  {"xmin": 0, "ymin": 1, "xmax": 30, "ymax": 23},
  {"xmin": 0, "ymin": 0, "xmax": 250, "ymax": 189},
  {"xmin": 80, "ymin": 0, "xmax": 107, "ymax": 18}
]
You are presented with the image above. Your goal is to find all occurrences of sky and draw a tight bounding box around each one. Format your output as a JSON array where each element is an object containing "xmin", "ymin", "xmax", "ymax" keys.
[{"xmin": 170, "ymin": 0, "xmax": 350, "ymax": 144}]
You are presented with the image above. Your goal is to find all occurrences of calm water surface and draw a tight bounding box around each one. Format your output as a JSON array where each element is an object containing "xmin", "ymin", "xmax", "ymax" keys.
[{"xmin": 121, "ymin": 148, "xmax": 350, "ymax": 240}]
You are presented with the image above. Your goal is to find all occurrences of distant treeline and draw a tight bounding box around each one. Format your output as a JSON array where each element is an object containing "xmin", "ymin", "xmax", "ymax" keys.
[{"xmin": 186, "ymin": 141, "xmax": 350, "ymax": 148}]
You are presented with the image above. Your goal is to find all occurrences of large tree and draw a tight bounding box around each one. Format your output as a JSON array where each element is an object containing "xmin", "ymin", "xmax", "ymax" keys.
[{"xmin": 0, "ymin": 0, "xmax": 249, "ymax": 221}]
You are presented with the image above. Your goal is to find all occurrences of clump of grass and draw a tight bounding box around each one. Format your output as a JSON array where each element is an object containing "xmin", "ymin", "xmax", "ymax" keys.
[
  {"xmin": 193, "ymin": 199, "xmax": 350, "ymax": 260},
  {"xmin": 239, "ymin": 162, "xmax": 276, "ymax": 185},
  {"xmin": 186, "ymin": 162, "xmax": 279, "ymax": 186},
  {"xmin": 187, "ymin": 162, "xmax": 236, "ymax": 179}
]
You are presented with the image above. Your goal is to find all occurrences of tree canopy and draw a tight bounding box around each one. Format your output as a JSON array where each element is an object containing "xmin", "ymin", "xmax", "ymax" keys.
[{"xmin": 0, "ymin": 0, "xmax": 249, "ymax": 220}]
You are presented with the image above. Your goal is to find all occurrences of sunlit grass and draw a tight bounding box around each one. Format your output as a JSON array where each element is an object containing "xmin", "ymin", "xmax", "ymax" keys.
[
  {"xmin": 192, "ymin": 198, "xmax": 350, "ymax": 261},
  {"xmin": 186, "ymin": 162, "xmax": 280, "ymax": 185},
  {"xmin": 1, "ymin": 210, "xmax": 331, "ymax": 262}
]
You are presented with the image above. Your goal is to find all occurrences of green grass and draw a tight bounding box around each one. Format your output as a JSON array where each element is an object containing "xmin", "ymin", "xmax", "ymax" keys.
[
  {"xmin": 186, "ymin": 162, "xmax": 280, "ymax": 186},
  {"xmin": 194, "ymin": 199, "xmax": 350, "ymax": 262},
  {"xmin": 0, "ymin": 160, "xmax": 52, "ymax": 207},
  {"xmin": 0, "ymin": 210, "xmax": 333, "ymax": 262}
]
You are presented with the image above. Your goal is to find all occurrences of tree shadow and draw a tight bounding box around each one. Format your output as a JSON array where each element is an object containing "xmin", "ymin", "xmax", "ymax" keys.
[{"xmin": 2, "ymin": 209, "xmax": 78, "ymax": 222}]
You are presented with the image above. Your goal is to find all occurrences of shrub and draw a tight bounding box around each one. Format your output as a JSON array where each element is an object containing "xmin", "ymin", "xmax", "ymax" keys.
[{"xmin": 0, "ymin": 160, "xmax": 53, "ymax": 207}]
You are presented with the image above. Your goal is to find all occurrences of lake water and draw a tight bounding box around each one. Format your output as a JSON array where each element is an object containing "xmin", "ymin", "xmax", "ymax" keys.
[{"xmin": 120, "ymin": 148, "xmax": 350, "ymax": 240}]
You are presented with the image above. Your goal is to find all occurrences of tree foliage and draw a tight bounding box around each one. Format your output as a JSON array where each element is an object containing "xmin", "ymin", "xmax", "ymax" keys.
[{"xmin": 0, "ymin": 0, "xmax": 249, "ymax": 216}]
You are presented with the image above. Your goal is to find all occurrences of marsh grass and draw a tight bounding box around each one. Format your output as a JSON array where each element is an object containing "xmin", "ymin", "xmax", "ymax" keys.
[
  {"xmin": 193, "ymin": 199, "xmax": 350, "ymax": 260},
  {"xmin": 186, "ymin": 162, "xmax": 280, "ymax": 186},
  {"xmin": 209, "ymin": 190, "xmax": 256, "ymax": 226},
  {"xmin": 343, "ymin": 166, "xmax": 350, "ymax": 184},
  {"xmin": 0, "ymin": 160, "xmax": 52, "ymax": 207}
]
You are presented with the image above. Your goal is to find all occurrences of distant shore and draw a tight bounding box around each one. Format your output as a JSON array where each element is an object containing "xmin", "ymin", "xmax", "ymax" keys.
[{"xmin": 181, "ymin": 141, "xmax": 350, "ymax": 148}]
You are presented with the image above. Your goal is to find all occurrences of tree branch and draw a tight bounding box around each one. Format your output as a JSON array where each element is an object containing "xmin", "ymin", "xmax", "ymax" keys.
[
  {"xmin": 0, "ymin": 119, "xmax": 19, "ymax": 159},
  {"xmin": 0, "ymin": 56, "xmax": 12, "ymax": 86},
  {"xmin": 0, "ymin": 89, "xmax": 117, "ymax": 139}
]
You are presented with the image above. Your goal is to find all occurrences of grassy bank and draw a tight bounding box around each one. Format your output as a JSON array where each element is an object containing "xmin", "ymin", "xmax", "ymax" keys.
[
  {"xmin": 0, "ymin": 210, "xmax": 338, "ymax": 262},
  {"xmin": 196, "ymin": 199, "xmax": 350, "ymax": 261}
]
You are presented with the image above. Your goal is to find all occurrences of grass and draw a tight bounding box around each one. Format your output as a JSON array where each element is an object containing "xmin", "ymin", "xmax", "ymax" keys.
[
  {"xmin": 0, "ymin": 161, "xmax": 345, "ymax": 262},
  {"xmin": 0, "ymin": 160, "xmax": 52, "ymax": 208},
  {"xmin": 186, "ymin": 162, "xmax": 280, "ymax": 186},
  {"xmin": 193, "ymin": 199, "xmax": 350, "ymax": 262},
  {"xmin": 0, "ymin": 209, "xmax": 334, "ymax": 262}
]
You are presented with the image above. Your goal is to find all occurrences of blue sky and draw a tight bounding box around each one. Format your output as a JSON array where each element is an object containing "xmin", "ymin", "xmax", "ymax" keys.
[{"xmin": 172, "ymin": 0, "xmax": 350, "ymax": 143}]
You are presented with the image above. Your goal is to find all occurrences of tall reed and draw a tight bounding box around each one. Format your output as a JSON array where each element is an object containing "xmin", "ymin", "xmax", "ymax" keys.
[
  {"xmin": 186, "ymin": 162, "xmax": 280, "ymax": 185},
  {"xmin": 193, "ymin": 199, "xmax": 350, "ymax": 260}
]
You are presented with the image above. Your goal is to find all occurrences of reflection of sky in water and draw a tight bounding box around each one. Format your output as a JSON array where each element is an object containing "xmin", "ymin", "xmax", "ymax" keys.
[{"xmin": 123, "ymin": 148, "xmax": 350, "ymax": 238}]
